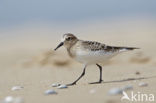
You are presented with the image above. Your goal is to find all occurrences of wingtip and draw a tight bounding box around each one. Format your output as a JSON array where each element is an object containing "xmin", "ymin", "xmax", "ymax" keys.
[
  {"xmin": 126, "ymin": 47, "xmax": 140, "ymax": 50},
  {"xmin": 133, "ymin": 47, "xmax": 140, "ymax": 50}
]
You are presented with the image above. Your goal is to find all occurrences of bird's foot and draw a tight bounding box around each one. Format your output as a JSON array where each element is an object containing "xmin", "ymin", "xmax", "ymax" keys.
[
  {"xmin": 89, "ymin": 80, "xmax": 103, "ymax": 84},
  {"xmin": 66, "ymin": 82, "xmax": 76, "ymax": 86}
]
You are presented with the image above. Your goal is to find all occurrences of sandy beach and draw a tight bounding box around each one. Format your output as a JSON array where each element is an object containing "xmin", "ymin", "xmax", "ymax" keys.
[{"xmin": 0, "ymin": 19, "xmax": 156, "ymax": 103}]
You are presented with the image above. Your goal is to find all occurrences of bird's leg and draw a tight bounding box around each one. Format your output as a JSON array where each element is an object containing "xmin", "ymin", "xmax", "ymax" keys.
[
  {"xmin": 67, "ymin": 65, "xmax": 87, "ymax": 86},
  {"xmin": 97, "ymin": 64, "xmax": 103, "ymax": 83},
  {"xmin": 89, "ymin": 64, "xmax": 103, "ymax": 84}
]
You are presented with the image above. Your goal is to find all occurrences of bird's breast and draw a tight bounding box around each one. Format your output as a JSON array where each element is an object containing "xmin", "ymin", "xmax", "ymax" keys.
[{"xmin": 74, "ymin": 49, "xmax": 119, "ymax": 64}]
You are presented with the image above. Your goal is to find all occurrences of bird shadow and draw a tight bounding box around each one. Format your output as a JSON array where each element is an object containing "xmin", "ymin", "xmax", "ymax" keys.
[{"xmin": 89, "ymin": 75, "xmax": 156, "ymax": 84}]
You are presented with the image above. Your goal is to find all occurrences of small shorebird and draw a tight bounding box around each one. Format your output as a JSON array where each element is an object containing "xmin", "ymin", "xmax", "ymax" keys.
[{"xmin": 54, "ymin": 33, "xmax": 139, "ymax": 86}]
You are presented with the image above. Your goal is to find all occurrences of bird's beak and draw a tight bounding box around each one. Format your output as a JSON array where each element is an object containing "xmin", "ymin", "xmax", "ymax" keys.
[{"xmin": 54, "ymin": 42, "xmax": 64, "ymax": 51}]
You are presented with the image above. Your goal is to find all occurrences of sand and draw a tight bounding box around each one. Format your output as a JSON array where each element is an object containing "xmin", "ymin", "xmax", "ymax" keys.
[{"xmin": 0, "ymin": 19, "xmax": 156, "ymax": 103}]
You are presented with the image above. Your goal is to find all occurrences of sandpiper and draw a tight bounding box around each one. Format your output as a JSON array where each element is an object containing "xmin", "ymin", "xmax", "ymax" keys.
[{"xmin": 54, "ymin": 33, "xmax": 139, "ymax": 86}]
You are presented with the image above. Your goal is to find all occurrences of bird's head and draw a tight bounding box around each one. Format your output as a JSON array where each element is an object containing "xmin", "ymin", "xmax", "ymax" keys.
[{"xmin": 54, "ymin": 33, "xmax": 78, "ymax": 50}]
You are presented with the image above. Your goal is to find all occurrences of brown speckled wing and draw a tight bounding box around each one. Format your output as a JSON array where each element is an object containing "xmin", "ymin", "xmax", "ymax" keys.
[
  {"xmin": 81, "ymin": 40, "xmax": 139, "ymax": 52},
  {"xmin": 81, "ymin": 41, "xmax": 106, "ymax": 51}
]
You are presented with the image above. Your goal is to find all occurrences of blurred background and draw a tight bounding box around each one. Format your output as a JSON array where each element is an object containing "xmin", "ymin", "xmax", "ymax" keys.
[
  {"xmin": 1, "ymin": 0, "xmax": 156, "ymax": 68},
  {"xmin": 0, "ymin": 1, "xmax": 156, "ymax": 103}
]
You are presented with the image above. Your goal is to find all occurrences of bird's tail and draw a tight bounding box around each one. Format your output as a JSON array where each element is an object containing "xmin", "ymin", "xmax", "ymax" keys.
[
  {"xmin": 105, "ymin": 45, "xmax": 139, "ymax": 52},
  {"xmin": 117, "ymin": 47, "xmax": 140, "ymax": 52},
  {"xmin": 123, "ymin": 47, "xmax": 140, "ymax": 50}
]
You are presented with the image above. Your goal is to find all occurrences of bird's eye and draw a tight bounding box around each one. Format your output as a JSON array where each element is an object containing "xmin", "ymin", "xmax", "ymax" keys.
[{"xmin": 66, "ymin": 37, "xmax": 71, "ymax": 41}]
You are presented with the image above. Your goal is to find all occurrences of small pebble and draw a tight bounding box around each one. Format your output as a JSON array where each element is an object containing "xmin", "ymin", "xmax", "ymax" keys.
[
  {"xmin": 135, "ymin": 71, "xmax": 140, "ymax": 75},
  {"xmin": 57, "ymin": 84, "xmax": 68, "ymax": 89},
  {"xmin": 108, "ymin": 88, "xmax": 123, "ymax": 95},
  {"xmin": 4, "ymin": 96, "xmax": 24, "ymax": 103},
  {"xmin": 51, "ymin": 83, "xmax": 61, "ymax": 87},
  {"xmin": 139, "ymin": 82, "xmax": 148, "ymax": 87},
  {"xmin": 4, "ymin": 96, "xmax": 14, "ymax": 103},
  {"xmin": 122, "ymin": 85, "xmax": 133, "ymax": 91},
  {"xmin": 11, "ymin": 86, "xmax": 24, "ymax": 91},
  {"xmin": 45, "ymin": 89, "xmax": 57, "ymax": 95},
  {"xmin": 89, "ymin": 89, "xmax": 96, "ymax": 94}
]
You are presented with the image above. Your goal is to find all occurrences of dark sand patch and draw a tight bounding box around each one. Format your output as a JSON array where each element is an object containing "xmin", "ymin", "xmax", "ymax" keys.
[{"xmin": 129, "ymin": 52, "xmax": 151, "ymax": 64}]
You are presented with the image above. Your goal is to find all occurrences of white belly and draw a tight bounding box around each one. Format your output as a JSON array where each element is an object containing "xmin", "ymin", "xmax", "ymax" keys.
[{"xmin": 74, "ymin": 50, "xmax": 119, "ymax": 65}]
